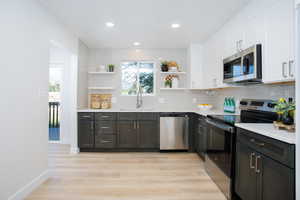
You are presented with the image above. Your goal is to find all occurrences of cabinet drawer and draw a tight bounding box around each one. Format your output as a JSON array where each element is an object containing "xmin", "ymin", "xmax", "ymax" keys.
[
  {"xmin": 95, "ymin": 113, "xmax": 116, "ymax": 121},
  {"xmin": 137, "ymin": 113, "xmax": 158, "ymax": 120},
  {"xmin": 95, "ymin": 121, "xmax": 116, "ymax": 134},
  {"xmin": 78, "ymin": 113, "xmax": 94, "ymax": 120},
  {"xmin": 237, "ymin": 128, "xmax": 295, "ymax": 168},
  {"xmin": 95, "ymin": 134, "xmax": 116, "ymax": 148},
  {"xmin": 118, "ymin": 113, "xmax": 137, "ymax": 120}
]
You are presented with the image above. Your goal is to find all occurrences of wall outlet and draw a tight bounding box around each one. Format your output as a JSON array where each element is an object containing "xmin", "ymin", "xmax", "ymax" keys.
[
  {"xmin": 192, "ymin": 98, "xmax": 197, "ymax": 103},
  {"xmin": 158, "ymin": 98, "xmax": 165, "ymax": 104}
]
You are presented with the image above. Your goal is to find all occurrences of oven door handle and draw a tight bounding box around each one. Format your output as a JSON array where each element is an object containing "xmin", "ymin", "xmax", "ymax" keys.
[{"xmin": 206, "ymin": 119, "xmax": 234, "ymax": 133}]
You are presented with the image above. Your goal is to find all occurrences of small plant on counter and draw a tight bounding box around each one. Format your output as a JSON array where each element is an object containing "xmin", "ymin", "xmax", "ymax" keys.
[
  {"xmin": 108, "ymin": 64, "xmax": 115, "ymax": 72},
  {"xmin": 274, "ymin": 98, "xmax": 295, "ymax": 125}
]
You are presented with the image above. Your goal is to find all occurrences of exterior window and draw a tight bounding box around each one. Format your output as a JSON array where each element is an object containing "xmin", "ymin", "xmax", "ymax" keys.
[{"xmin": 121, "ymin": 61, "xmax": 155, "ymax": 96}]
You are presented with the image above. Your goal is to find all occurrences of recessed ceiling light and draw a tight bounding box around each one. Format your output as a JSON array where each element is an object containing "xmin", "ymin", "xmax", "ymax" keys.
[
  {"xmin": 171, "ymin": 23, "xmax": 181, "ymax": 28},
  {"xmin": 106, "ymin": 22, "xmax": 115, "ymax": 27},
  {"xmin": 133, "ymin": 42, "xmax": 140, "ymax": 46}
]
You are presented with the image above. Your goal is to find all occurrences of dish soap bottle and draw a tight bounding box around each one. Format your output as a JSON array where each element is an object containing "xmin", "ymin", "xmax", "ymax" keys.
[
  {"xmin": 231, "ymin": 97, "xmax": 236, "ymax": 113},
  {"xmin": 224, "ymin": 98, "xmax": 228, "ymax": 112}
]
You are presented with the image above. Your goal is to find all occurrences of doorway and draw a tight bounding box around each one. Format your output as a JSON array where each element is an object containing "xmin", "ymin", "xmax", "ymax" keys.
[
  {"xmin": 48, "ymin": 41, "xmax": 78, "ymax": 148},
  {"xmin": 49, "ymin": 66, "xmax": 63, "ymax": 142}
]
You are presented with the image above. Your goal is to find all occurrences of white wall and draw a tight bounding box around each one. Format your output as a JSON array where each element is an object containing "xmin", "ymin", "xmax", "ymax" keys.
[
  {"xmin": 0, "ymin": 0, "xmax": 78, "ymax": 199},
  {"xmin": 87, "ymin": 48, "xmax": 211, "ymax": 110},
  {"xmin": 77, "ymin": 41, "xmax": 89, "ymax": 109}
]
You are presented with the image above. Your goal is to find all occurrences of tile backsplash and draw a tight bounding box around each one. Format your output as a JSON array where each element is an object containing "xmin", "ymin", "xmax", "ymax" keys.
[{"xmin": 206, "ymin": 84, "xmax": 295, "ymax": 112}]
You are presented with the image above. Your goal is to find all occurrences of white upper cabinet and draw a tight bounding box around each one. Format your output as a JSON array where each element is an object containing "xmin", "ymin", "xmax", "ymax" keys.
[
  {"xmin": 189, "ymin": 0, "xmax": 295, "ymax": 90},
  {"xmin": 264, "ymin": 0, "xmax": 295, "ymax": 83},
  {"xmin": 188, "ymin": 44, "xmax": 204, "ymax": 89}
]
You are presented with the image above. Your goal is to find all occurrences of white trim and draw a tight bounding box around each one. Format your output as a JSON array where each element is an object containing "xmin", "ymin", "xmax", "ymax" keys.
[
  {"xmin": 295, "ymin": 3, "xmax": 300, "ymax": 200},
  {"xmin": 70, "ymin": 147, "xmax": 79, "ymax": 154},
  {"xmin": 8, "ymin": 170, "xmax": 50, "ymax": 200}
]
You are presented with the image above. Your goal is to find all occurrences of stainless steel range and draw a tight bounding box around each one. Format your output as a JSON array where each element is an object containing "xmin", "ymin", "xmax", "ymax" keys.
[{"xmin": 205, "ymin": 99, "xmax": 278, "ymax": 199}]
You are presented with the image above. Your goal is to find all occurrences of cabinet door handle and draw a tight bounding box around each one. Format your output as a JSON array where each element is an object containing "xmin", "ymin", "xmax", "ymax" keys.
[
  {"xmin": 81, "ymin": 115, "xmax": 91, "ymax": 118},
  {"xmin": 101, "ymin": 140, "xmax": 112, "ymax": 143},
  {"xmin": 133, "ymin": 121, "xmax": 136, "ymax": 129},
  {"xmin": 101, "ymin": 116, "xmax": 111, "ymax": 118},
  {"xmin": 282, "ymin": 62, "xmax": 288, "ymax": 78},
  {"xmin": 255, "ymin": 155, "xmax": 261, "ymax": 173},
  {"xmin": 137, "ymin": 121, "xmax": 139, "ymax": 129},
  {"xmin": 289, "ymin": 60, "xmax": 294, "ymax": 77},
  {"xmin": 101, "ymin": 127, "xmax": 110, "ymax": 129},
  {"xmin": 249, "ymin": 153, "xmax": 255, "ymax": 169}
]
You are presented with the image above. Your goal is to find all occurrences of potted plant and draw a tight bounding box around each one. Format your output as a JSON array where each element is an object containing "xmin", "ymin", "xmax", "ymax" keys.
[
  {"xmin": 274, "ymin": 98, "xmax": 295, "ymax": 125},
  {"xmin": 108, "ymin": 64, "xmax": 115, "ymax": 72},
  {"xmin": 164, "ymin": 75, "xmax": 172, "ymax": 88},
  {"xmin": 161, "ymin": 61, "xmax": 169, "ymax": 72}
]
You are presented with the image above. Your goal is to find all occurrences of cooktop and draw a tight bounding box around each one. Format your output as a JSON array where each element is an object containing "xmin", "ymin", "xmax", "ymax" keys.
[{"xmin": 208, "ymin": 115, "xmax": 241, "ymax": 125}]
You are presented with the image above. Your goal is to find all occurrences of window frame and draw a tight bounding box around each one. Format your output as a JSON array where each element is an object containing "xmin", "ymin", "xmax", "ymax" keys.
[{"xmin": 120, "ymin": 60, "xmax": 156, "ymax": 96}]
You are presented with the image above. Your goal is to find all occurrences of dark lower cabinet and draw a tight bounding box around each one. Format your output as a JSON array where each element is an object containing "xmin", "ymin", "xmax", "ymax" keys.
[
  {"xmin": 77, "ymin": 112, "xmax": 162, "ymax": 151},
  {"xmin": 138, "ymin": 120, "xmax": 159, "ymax": 148},
  {"xmin": 95, "ymin": 134, "xmax": 116, "ymax": 148},
  {"xmin": 258, "ymin": 154, "xmax": 294, "ymax": 200},
  {"xmin": 235, "ymin": 128, "xmax": 295, "ymax": 200},
  {"xmin": 235, "ymin": 142, "xmax": 258, "ymax": 200},
  {"xmin": 191, "ymin": 114, "xmax": 207, "ymax": 160},
  {"xmin": 118, "ymin": 120, "xmax": 138, "ymax": 148},
  {"xmin": 78, "ymin": 118, "xmax": 94, "ymax": 148}
]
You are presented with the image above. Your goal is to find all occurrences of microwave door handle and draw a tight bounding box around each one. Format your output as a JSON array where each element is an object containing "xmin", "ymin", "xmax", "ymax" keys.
[{"xmin": 282, "ymin": 62, "xmax": 288, "ymax": 78}]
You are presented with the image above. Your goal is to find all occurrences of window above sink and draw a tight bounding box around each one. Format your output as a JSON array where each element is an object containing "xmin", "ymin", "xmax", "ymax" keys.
[{"xmin": 121, "ymin": 61, "xmax": 155, "ymax": 96}]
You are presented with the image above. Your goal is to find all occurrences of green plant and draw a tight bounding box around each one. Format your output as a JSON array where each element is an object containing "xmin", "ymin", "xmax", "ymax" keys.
[
  {"xmin": 161, "ymin": 61, "xmax": 168, "ymax": 66},
  {"xmin": 274, "ymin": 98, "xmax": 295, "ymax": 119},
  {"xmin": 108, "ymin": 64, "xmax": 115, "ymax": 72}
]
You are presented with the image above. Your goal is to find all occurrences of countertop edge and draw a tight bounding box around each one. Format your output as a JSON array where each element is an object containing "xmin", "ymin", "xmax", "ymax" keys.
[{"xmin": 235, "ymin": 123, "xmax": 296, "ymax": 145}]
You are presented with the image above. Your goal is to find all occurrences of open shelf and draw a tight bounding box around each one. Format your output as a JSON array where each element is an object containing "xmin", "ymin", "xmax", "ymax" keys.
[
  {"xmin": 160, "ymin": 88, "xmax": 187, "ymax": 90},
  {"xmin": 88, "ymin": 87, "xmax": 115, "ymax": 90},
  {"xmin": 88, "ymin": 72, "xmax": 115, "ymax": 75},
  {"xmin": 160, "ymin": 71, "xmax": 186, "ymax": 75}
]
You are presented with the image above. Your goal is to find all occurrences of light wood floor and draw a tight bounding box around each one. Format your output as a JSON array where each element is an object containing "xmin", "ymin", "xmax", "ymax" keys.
[{"xmin": 26, "ymin": 144, "xmax": 226, "ymax": 200}]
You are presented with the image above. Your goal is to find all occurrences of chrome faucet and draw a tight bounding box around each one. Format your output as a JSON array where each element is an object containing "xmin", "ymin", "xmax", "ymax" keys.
[{"xmin": 136, "ymin": 85, "xmax": 143, "ymax": 109}]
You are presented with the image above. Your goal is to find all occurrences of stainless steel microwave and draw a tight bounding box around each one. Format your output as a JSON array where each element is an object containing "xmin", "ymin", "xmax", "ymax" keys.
[{"xmin": 223, "ymin": 44, "xmax": 262, "ymax": 83}]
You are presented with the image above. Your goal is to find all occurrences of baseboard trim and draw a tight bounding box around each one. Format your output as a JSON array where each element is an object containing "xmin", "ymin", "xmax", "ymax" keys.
[
  {"xmin": 8, "ymin": 170, "xmax": 50, "ymax": 200},
  {"xmin": 70, "ymin": 147, "xmax": 79, "ymax": 154}
]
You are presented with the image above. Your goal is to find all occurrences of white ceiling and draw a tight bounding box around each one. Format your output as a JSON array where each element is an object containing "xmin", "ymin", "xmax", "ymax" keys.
[{"xmin": 40, "ymin": 0, "xmax": 250, "ymax": 49}]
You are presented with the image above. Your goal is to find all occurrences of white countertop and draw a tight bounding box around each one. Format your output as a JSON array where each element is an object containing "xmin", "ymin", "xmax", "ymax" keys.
[
  {"xmin": 235, "ymin": 123, "xmax": 296, "ymax": 144},
  {"xmin": 77, "ymin": 108, "xmax": 239, "ymax": 117}
]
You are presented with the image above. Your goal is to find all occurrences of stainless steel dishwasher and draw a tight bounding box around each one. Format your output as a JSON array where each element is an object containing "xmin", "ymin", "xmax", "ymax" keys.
[{"xmin": 160, "ymin": 113, "xmax": 189, "ymax": 150}]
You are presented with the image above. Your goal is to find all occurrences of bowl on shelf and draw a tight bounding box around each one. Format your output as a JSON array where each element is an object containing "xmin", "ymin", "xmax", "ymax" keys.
[{"xmin": 197, "ymin": 104, "xmax": 213, "ymax": 111}]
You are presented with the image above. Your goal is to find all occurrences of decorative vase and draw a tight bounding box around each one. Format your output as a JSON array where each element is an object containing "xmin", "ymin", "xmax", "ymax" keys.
[
  {"xmin": 108, "ymin": 66, "xmax": 114, "ymax": 72},
  {"xmin": 282, "ymin": 113, "xmax": 294, "ymax": 125},
  {"xmin": 165, "ymin": 80, "xmax": 172, "ymax": 88},
  {"xmin": 161, "ymin": 65, "xmax": 168, "ymax": 72}
]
